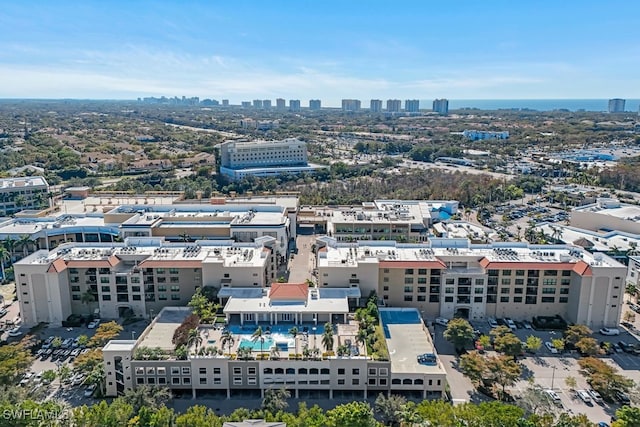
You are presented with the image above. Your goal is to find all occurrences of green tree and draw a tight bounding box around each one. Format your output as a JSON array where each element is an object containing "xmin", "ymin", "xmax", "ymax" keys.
[
  {"xmin": 0, "ymin": 341, "xmax": 34, "ymax": 385},
  {"xmin": 187, "ymin": 288, "xmax": 215, "ymax": 323},
  {"xmin": 374, "ymin": 393, "xmax": 406, "ymax": 427},
  {"xmin": 41, "ymin": 369, "xmax": 56, "ymax": 384},
  {"xmin": 443, "ymin": 318, "xmax": 476, "ymax": 352},
  {"xmin": 186, "ymin": 328, "xmax": 203, "ymax": 353},
  {"xmin": 459, "ymin": 350, "xmax": 487, "ymax": 387},
  {"xmin": 551, "ymin": 338, "xmax": 565, "ymax": 353},
  {"xmin": 261, "ymin": 387, "xmax": 290, "ymax": 413},
  {"xmin": 220, "ymin": 330, "xmax": 235, "ymax": 355},
  {"xmin": 88, "ymin": 321, "xmax": 123, "ymax": 347},
  {"xmin": 322, "ymin": 323, "xmax": 334, "ymax": 353},
  {"xmin": 515, "ymin": 385, "xmax": 555, "ymax": 417},
  {"xmin": 326, "ymin": 401, "xmax": 378, "ymax": 427},
  {"xmin": 490, "ymin": 325, "xmax": 512, "ymax": 340},
  {"xmin": 52, "ymin": 336, "xmax": 63, "ymax": 349},
  {"xmin": 73, "ymin": 399, "xmax": 134, "ymax": 427},
  {"xmin": 486, "ymin": 354, "xmax": 522, "ymax": 399},
  {"xmin": 563, "ymin": 324, "xmax": 592, "ymax": 349},
  {"xmin": 0, "ymin": 246, "xmax": 10, "ymax": 282},
  {"xmin": 578, "ymin": 357, "xmax": 634, "ymax": 400},
  {"xmin": 613, "ymin": 405, "xmax": 640, "ymax": 427},
  {"xmin": 251, "ymin": 326, "xmax": 266, "ymax": 356},
  {"xmin": 288, "ymin": 326, "xmax": 299, "ymax": 356},
  {"xmin": 477, "ymin": 334, "xmax": 492, "ymax": 350},
  {"xmin": 120, "ymin": 385, "xmax": 172, "ymax": 412},
  {"xmin": 493, "ymin": 332, "xmax": 524, "ymax": 359},
  {"xmin": 575, "ymin": 337, "xmax": 601, "ymax": 356},
  {"xmin": 76, "ymin": 334, "xmax": 90, "ymax": 347},
  {"xmin": 525, "ymin": 335, "xmax": 543, "ymax": 353}
]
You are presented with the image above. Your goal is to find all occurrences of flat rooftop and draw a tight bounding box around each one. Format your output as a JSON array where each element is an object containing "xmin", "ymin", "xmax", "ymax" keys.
[
  {"xmin": 139, "ymin": 307, "xmax": 192, "ymax": 352},
  {"xmin": 380, "ymin": 308, "xmax": 444, "ymax": 375},
  {"xmin": 534, "ymin": 223, "xmax": 640, "ymax": 252},
  {"xmin": 574, "ymin": 203, "xmax": 640, "ymax": 221},
  {"xmin": 0, "ymin": 215, "xmax": 108, "ymax": 237},
  {"xmin": 0, "ymin": 176, "xmax": 48, "ymax": 189},
  {"xmin": 103, "ymin": 340, "xmax": 136, "ymax": 352}
]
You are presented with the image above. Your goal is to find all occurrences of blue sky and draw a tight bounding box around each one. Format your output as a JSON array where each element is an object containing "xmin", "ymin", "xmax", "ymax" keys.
[{"xmin": 0, "ymin": 1, "xmax": 638, "ymax": 104}]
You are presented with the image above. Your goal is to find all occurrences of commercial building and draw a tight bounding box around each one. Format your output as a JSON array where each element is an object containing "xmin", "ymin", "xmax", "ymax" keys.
[
  {"xmin": 219, "ymin": 138, "xmax": 322, "ymax": 180},
  {"xmin": 572, "ymin": 198, "xmax": 640, "ymax": 235},
  {"xmin": 342, "ymin": 99, "xmax": 361, "ymax": 112},
  {"xmin": 275, "ymin": 98, "xmax": 286, "ymax": 110},
  {"xmin": 608, "ymin": 98, "xmax": 626, "ymax": 113},
  {"xmin": 309, "ymin": 99, "xmax": 321, "ymax": 110},
  {"xmin": 14, "ymin": 237, "xmax": 278, "ymax": 327},
  {"xmin": 432, "ymin": 99, "xmax": 449, "ymax": 115},
  {"xmin": 370, "ymin": 99, "xmax": 383, "ymax": 113},
  {"xmin": 325, "ymin": 200, "xmax": 458, "ymax": 243},
  {"xmin": 386, "ymin": 99, "xmax": 401, "ymax": 113},
  {"xmin": 0, "ymin": 176, "xmax": 50, "ymax": 215},
  {"xmin": 405, "ymin": 100, "xmax": 420, "ymax": 113},
  {"xmin": 315, "ymin": 237, "xmax": 626, "ymax": 328}
]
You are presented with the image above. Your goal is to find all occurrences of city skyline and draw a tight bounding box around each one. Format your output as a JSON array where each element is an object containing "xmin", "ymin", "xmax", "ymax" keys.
[{"xmin": 1, "ymin": 1, "xmax": 639, "ymax": 103}]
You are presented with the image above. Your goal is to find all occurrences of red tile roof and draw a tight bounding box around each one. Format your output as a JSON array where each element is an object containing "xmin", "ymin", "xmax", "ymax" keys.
[
  {"xmin": 66, "ymin": 255, "xmax": 121, "ymax": 268},
  {"xmin": 478, "ymin": 257, "xmax": 593, "ymax": 276},
  {"xmin": 47, "ymin": 258, "xmax": 67, "ymax": 273},
  {"xmin": 269, "ymin": 283, "xmax": 309, "ymax": 301},
  {"xmin": 138, "ymin": 260, "xmax": 203, "ymax": 268}
]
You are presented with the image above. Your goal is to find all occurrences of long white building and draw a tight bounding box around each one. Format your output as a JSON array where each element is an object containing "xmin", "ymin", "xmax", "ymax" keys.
[{"xmin": 0, "ymin": 176, "xmax": 50, "ymax": 215}]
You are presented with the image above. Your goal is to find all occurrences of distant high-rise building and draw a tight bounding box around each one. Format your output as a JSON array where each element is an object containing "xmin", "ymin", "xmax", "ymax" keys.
[
  {"xmin": 252, "ymin": 99, "xmax": 263, "ymax": 109},
  {"xmin": 222, "ymin": 99, "xmax": 229, "ymax": 107},
  {"xmin": 405, "ymin": 99, "xmax": 420, "ymax": 112},
  {"xmin": 276, "ymin": 98, "xmax": 286, "ymax": 110},
  {"xmin": 342, "ymin": 99, "xmax": 361, "ymax": 112},
  {"xmin": 432, "ymin": 99, "xmax": 449, "ymax": 115},
  {"xmin": 386, "ymin": 99, "xmax": 401, "ymax": 112},
  {"xmin": 608, "ymin": 98, "xmax": 625, "ymax": 113},
  {"xmin": 370, "ymin": 99, "xmax": 383, "ymax": 112},
  {"xmin": 289, "ymin": 99, "xmax": 301, "ymax": 112},
  {"xmin": 241, "ymin": 101, "xmax": 251, "ymax": 108},
  {"xmin": 262, "ymin": 99, "xmax": 272, "ymax": 109},
  {"xmin": 309, "ymin": 99, "xmax": 321, "ymax": 110}
]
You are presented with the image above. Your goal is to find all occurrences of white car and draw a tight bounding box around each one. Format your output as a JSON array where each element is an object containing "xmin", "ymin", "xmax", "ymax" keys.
[
  {"xmin": 545, "ymin": 341, "xmax": 558, "ymax": 354},
  {"xmin": 87, "ymin": 320, "xmax": 99, "ymax": 329},
  {"xmin": 83, "ymin": 384, "xmax": 96, "ymax": 397},
  {"xmin": 505, "ymin": 318, "xmax": 517, "ymax": 330},
  {"xmin": 599, "ymin": 327, "xmax": 620, "ymax": 336},
  {"xmin": 487, "ymin": 318, "xmax": 499, "ymax": 328},
  {"xmin": 544, "ymin": 389, "xmax": 561, "ymax": 403},
  {"xmin": 435, "ymin": 317, "xmax": 449, "ymax": 326},
  {"xmin": 7, "ymin": 327, "xmax": 22, "ymax": 337},
  {"xmin": 523, "ymin": 321, "xmax": 533, "ymax": 330},
  {"xmin": 577, "ymin": 390, "xmax": 592, "ymax": 404},
  {"xmin": 588, "ymin": 389, "xmax": 603, "ymax": 404}
]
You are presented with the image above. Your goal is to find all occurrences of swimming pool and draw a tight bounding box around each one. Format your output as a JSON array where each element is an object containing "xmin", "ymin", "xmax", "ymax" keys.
[{"xmin": 238, "ymin": 337, "xmax": 274, "ymax": 351}]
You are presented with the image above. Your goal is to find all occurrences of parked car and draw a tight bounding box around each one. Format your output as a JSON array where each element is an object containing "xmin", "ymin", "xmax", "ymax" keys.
[
  {"xmin": 487, "ymin": 318, "xmax": 499, "ymax": 328},
  {"xmin": 523, "ymin": 321, "xmax": 533, "ymax": 330},
  {"xmin": 41, "ymin": 336, "xmax": 55, "ymax": 349},
  {"xmin": 615, "ymin": 391, "xmax": 631, "ymax": 405},
  {"xmin": 505, "ymin": 318, "xmax": 517, "ymax": 331},
  {"xmin": 545, "ymin": 341, "xmax": 558, "ymax": 354},
  {"xmin": 618, "ymin": 341, "xmax": 633, "ymax": 353},
  {"xmin": 87, "ymin": 320, "xmax": 100, "ymax": 329},
  {"xmin": 599, "ymin": 328, "xmax": 620, "ymax": 336},
  {"xmin": 544, "ymin": 389, "xmax": 562, "ymax": 404},
  {"xmin": 7, "ymin": 327, "xmax": 22, "ymax": 337},
  {"xmin": 588, "ymin": 389, "xmax": 603, "ymax": 404},
  {"xmin": 61, "ymin": 338, "xmax": 73, "ymax": 348},
  {"xmin": 83, "ymin": 384, "xmax": 97, "ymax": 397},
  {"xmin": 435, "ymin": 317, "xmax": 449, "ymax": 327},
  {"xmin": 0, "ymin": 309, "xmax": 7, "ymax": 318},
  {"xmin": 577, "ymin": 390, "xmax": 592, "ymax": 404}
]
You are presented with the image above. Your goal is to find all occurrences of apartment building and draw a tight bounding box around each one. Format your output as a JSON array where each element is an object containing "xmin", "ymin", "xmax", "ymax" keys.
[
  {"xmin": 432, "ymin": 99, "xmax": 448, "ymax": 115},
  {"xmin": 289, "ymin": 100, "xmax": 301, "ymax": 112},
  {"xmin": 386, "ymin": 99, "xmax": 401, "ymax": 113},
  {"xmin": 627, "ymin": 256, "xmax": 640, "ymax": 289},
  {"xmin": 405, "ymin": 99, "xmax": 420, "ymax": 113},
  {"xmin": 462, "ymin": 130, "xmax": 509, "ymax": 141},
  {"xmin": 309, "ymin": 99, "xmax": 321, "ymax": 110},
  {"xmin": 103, "ymin": 304, "xmax": 446, "ymax": 400},
  {"xmin": 341, "ymin": 99, "xmax": 361, "ymax": 112},
  {"xmin": 0, "ymin": 176, "xmax": 50, "ymax": 215},
  {"xmin": 370, "ymin": 99, "xmax": 382, "ymax": 113},
  {"xmin": 14, "ymin": 238, "xmax": 277, "ymax": 327},
  {"xmin": 275, "ymin": 98, "xmax": 286, "ymax": 110},
  {"xmin": 608, "ymin": 98, "xmax": 625, "ymax": 113},
  {"xmin": 315, "ymin": 238, "xmax": 626, "ymax": 328}
]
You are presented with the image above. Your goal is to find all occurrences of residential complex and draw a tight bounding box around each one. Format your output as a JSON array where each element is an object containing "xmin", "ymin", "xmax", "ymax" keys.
[
  {"xmin": 219, "ymin": 139, "xmax": 322, "ymax": 180},
  {"xmin": 370, "ymin": 99, "xmax": 382, "ymax": 113},
  {"xmin": 341, "ymin": 99, "xmax": 361, "ymax": 112},
  {"xmin": 289, "ymin": 100, "xmax": 301, "ymax": 112},
  {"xmin": 386, "ymin": 99, "xmax": 401, "ymax": 113},
  {"xmin": 275, "ymin": 98, "xmax": 286, "ymax": 110},
  {"xmin": 432, "ymin": 99, "xmax": 449, "ymax": 115},
  {"xmin": 405, "ymin": 99, "xmax": 420, "ymax": 113},
  {"xmin": 316, "ymin": 237, "xmax": 626, "ymax": 328},
  {"xmin": 0, "ymin": 176, "xmax": 50, "ymax": 215},
  {"xmin": 462, "ymin": 130, "xmax": 509, "ymax": 141},
  {"xmin": 309, "ymin": 99, "xmax": 321, "ymax": 110},
  {"xmin": 608, "ymin": 98, "xmax": 625, "ymax": 113},
  {"xmin": 14, "ymin": 237, "xmax": 278, "ymax": 327}
]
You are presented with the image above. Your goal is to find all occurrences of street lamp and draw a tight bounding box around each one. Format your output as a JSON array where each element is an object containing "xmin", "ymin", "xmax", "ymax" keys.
[
  {"xmin": 131, "ymin": 331, "xmax": 136, "ymax": 341},
  {"xmin": 551, "ymin": 365, "xmax": 557, "ymax": 389}
]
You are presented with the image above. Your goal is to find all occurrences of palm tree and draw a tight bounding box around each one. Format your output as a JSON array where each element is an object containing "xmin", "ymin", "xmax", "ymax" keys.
[
  {"xmin": 179, "ymin": 233, "xmax": 191, "ymax": 243},
  {"xmin": 121, "ymin": 385, "xmax": 172, "ymax": 412},
  {"xmin": 252, "ymin": 326, "xmax": 266, "ymax": 356},
  {"xmin": 288, "ymin": 326, "xmax": 299, "ymax": 356},
  {"xmin": 0, "ymin": 246, "xmax": 9, "ymax": 282},
  {"xmin": 356, "ymin": 328, "xmax": 368, "ymax": 352},
  {"xmin": 3, "ymin": 237, "xmax": 16, "ymax": 261},
  {"xmin": 18, "ymin": 235, "xmax": 33, "ymax": 257},
  {"xmin": 220, "ymin": 330, "xmax": 235, "ymax": 355},
  {"xmin": 186, "ymin": 328, "xmax": 202, "ymax": 353},
  {"xmin": 321, "ymin": 323, "xmax": 334, "ymax": 353}
]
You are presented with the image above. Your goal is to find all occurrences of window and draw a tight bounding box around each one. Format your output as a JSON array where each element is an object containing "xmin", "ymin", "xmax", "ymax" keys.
[
  {"xmin": 213, "ymin": 368, "xmax": 221, "ymax": 374},
  {"xmin": 379, "ymin": 378, "xmax": 387, "ymax": 385},
  {"xmin": 321, "ymin": 368, "xmax": 330, "ymax": 375},
  {"xmin": 383, "ymin": 268, "xmax": 390, "ymax": 273},
  {"xmin": 502, "ymin": 270, "xmax": 512, "ymax": 276},
  {"xmin": 338, "ymin": 379, "xmax": 345, "ymax": 385},
  {"xmin": 514, "ymin": 288, "xmax": 523, "ymax": 294},
  {"xmin": 137, "ymin": 378, "xmax": 144, "ymax": 385},
  {"xmin": 158, "ymin": 377, "xmax": 166, "ymax": 384},
  {"xmin": 515, "ymin": 278, "xmax": 524, "ymax": 285},
  {"xmin": 352, "ymin": 368, "xmax": 359, "ymax": 375},
  {"xmin": 516, "ymin": 270, "xmax": 525, "ymax": 276},
  {"xmin": 474, "ymin": 296, "xmax": 483, "ymax": 303},
  {"xmin": 199, "ymin": 368, "xmax": 207, "ymax": 374},
  {"xmin": 417, "ymin": 277, "xmax": 427, "ymax": 284},
  {"xmin": 525, "ymin": 296, "xmax": 537, "ymax": 304},
  {"xmin": 172, "ymin": 377, "xmax": 180, "ymax": 385},
  {"xmin": 383, "ymin": 286, "xmax": 389, "ymax": 291},
  {"xmin": 157, "ymin": 367, "xmax": 166, "ymax": 375},
  {"xmin": 368, "ymin": 378, "xmax": 376, "ymax": 385},
  {"xmin": 559, "ymin": 297, "xmax": 568, "ymax": 303},
  {"xmin": 213, "ymin": 378, "xmax": 221, "ymax": 384},
  {"xmin": 417, "ymin": 295, "xmax": 426, "ymax": 301},
  {"xmin": 404, "ymin": 277, "xmax": 414, "ymax": 284},
  {"xmin": 247, "ymin": 377, "xmax": 257, "ymax": 385},
  {"xmin": 337, "ymin": 368, "xmax": 345, "ymax": 375},
  {"xmin": 560, "ymin": 288, "xmax": 569, "ymax": 294},
  {"xmin": 500, "ymin": 296, "xmax": 509, "ymax": 303},
  {"xmin": 418, "ymin": 269, "xmax": 427, "ymax": 275},
  {"xmin": 418, "ymin": 286, "xmax": 427, "ymax": 293},
  {"xmin": 474, "ymin": 287, "xmax": 484, "ymax": 294},
  {"xmin": 542, "ymin": 287, "xmax": 556, "ymax": 294},
  {"xmin": 445, "ymin": 287, "xmax": 454, "ymax": 294},
  {"xmin": 405, "ymin": 269, "xmax": 414, "ymax": 275},
  {"xmin": 475, "ymin": 278, "xmax": 484, "ymax": 286},
  {"xmin": 71, "ymin": 285, "xmax": 80, "ymax": 292},
  {"xmin": 171, "ymin": 367, "xmax": 180, "ymax": 375},
  {"xmin": 171, "ymin": 294, "xmax": 180, "ymax": 300},
  {"xmin": 445, "ymin": 296, "xmax": 453, "ymax": 302},
  {"xmin": 562, "ymin": 270, "xmax": 571, "ymax": 276},
  {"xmin": 170, "ymin": 285, "xmax": 180, "ymax": 292},
  {"xmin": 404, "ymin": 286, "xmax": 413, "ymax": 293},
  {"xmin": 501, "ymin": 279, "xmax": 511, "ymax": 285},
  {"xmin": 383, "ymin": 278, "xmax": 389, "ymax": 283},
  {"xmin": 352, "ymin": 379, "xmax": 359, "ymax": 385},
  {"xmin": 544, "ymin": 270, "xmax": 558, "ymax": 276},
  {"xmin": 169, "ymin": 268, "xmax": 179, "ymax": 275},
  {"xmin": 543, "ymin": 279, "xmax": 557, "ymax": 286},
  {"xmin": 200, "ymin": 378, "xmax": 207, "ymax": 385},
  {"xmin": 501, "ymin": 288, "xmax": 510, "ymax": 294},
  {"xmin": 72, "ymin": 294, "xmax": 80, "ymax": 301},
  {"xmin": 541, "ymin": 297, "xmax": 555, "ymax": 303},
  {"xmin": 514, "ymin": 296, "xmax": 523, "ymax": 303},
  {"xmin": 446, "ymin": 278, "xmax": 455, "ymax": 285},
  {"xmin": 379, "ymin": 368, "xmax": 388, "ymax": 376},
  {"xmin": 404, "ymin": 295, "xmax": 413, "ymax": 301},
  {"xmin": 248, "ymin": 367, "xmax": 256, "ymax": 375},
  {"xmin": 369, "ymin": 368, "xmax": 377, "ymax": 376},
  {"xmin": 181, "ymin": 367, "xmax": 190, "ymax": 375},
  {"xmin": 102, "ymin": 295, "xmax": 111, "ymax": 301},
  {"xmin": 233, "ymin": 377, "xmax": 242, "ymax": 385},
  {"xmin": 101, "ymin": 285, "xmax": 110, "ymax": 292},
  {"xmin": 101, "ymin": 277, "xmax": 110, "ymax": 284}
]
